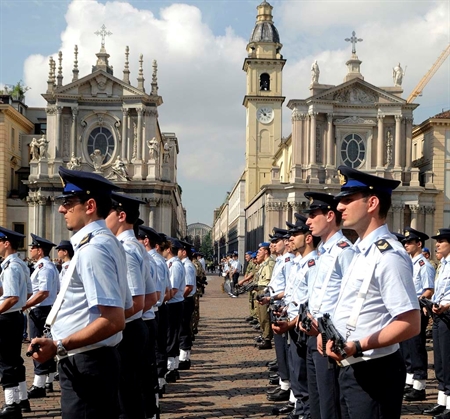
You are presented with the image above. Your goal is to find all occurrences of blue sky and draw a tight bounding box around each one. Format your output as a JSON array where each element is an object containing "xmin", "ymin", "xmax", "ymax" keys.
[{"xmin": 1, "ymin": 0, "xmax": 449, "ymax": 226}]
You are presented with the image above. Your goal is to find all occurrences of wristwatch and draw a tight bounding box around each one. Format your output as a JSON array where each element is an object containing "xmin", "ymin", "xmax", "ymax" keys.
[
  {"xmin": 353, "ymin": 340, "xmax": 364, "ymax": 358},
  {"xmin": 56, "ymin": 340, "xmax": 68, "ymax": 357}
]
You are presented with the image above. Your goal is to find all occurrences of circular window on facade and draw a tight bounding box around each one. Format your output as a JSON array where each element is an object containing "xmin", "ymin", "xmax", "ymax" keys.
[
  {"xmin": 87, "ymin": 127, "xmax": 115, "ymax": 165},
  {"xmin": 341, "ymin": 133, "xmax": 365, "ymax": 168}
]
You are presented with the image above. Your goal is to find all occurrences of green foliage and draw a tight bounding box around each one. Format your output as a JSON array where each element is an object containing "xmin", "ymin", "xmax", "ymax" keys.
[
  {"xmin": 0, "ymin": 81, "xmax": 30, "ymax": 101},
  {"xmin": 200, "ymin": 230, "xmax": 214, "ymax": 260}
]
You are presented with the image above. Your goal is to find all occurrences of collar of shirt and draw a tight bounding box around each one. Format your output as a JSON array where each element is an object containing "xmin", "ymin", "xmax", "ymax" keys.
[
  {"xmin": 34, "ymin": 256, "xmax": 49, "ymax": 266},
  {"xmin": 299, "ymin": 251, "xmax": 317, "ymax": 267},
  {"xmin": 1, "ymin": 252, "xmax": 19, "ymax": 269},
  {"xmin": 321, "ymin": 230, "xmax": 345, "ymax": 254},
  {"xmin": 167, "ymin": 256, "xmax": 179, "ymax": 264},
  {"xmin": 293, "ymin": 254, "xmax": 302, "ymax": 264},
  {"xmin": 353, "ymin": 224, "xmax": 390, "ymax": 255},
  {"xmin": 412, "ymin": 254, "xmax": 424, "ymax": 264},
  {"xmin": 70, "ymin": 220, "xmax": 107, "ymax": 248},
  {"xmin": 116, "ymin": 229, "xmax": 136, "ymax": 242}
]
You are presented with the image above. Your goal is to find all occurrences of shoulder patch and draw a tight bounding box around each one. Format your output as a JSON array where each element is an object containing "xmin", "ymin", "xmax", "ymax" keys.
[
  {"xmin": 3, "ymin": 261, "xmax": 9, "ymax": 270},
  {"xmin": 308, "ymin": 259, "xmax": 316, "ymax": 267},
  {"xmin": 78, "ymin": 233, "xmax": 92, "ymax": 249},
  {"xmin": 375, "ymin": 239, "xmax": 392, "ymax": 253},
  {"xmin": 337, "ymin": 241, "xmax": 350, "ymax": 249},
  {"xmin": 64, "ymin": 264, "xmax": 69, "ymax": 270},
  {"xmin": 285, "ymin": 257, "xmax": 290, "ymax": 263},
  {"xmin": 38, "ymin": 263, "xmax": 44, "ymax": 269},
  {"xmin": 419, "ymin": 259, "xmax": 425, "ymax": 267},
  {"xmin": 168, "ymin": 262, "xmax": 172, "ymax": 269}
]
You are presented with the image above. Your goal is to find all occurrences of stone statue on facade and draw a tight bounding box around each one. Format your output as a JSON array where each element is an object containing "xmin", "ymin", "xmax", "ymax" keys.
[
  {"xmin": 37, "ymin": 135, "xmax": 49, "ymax": 159},
  {"xmin": 107, "ymin": 155, "xmax": 130, "ymax": 181},
  {"xmin": 90, "ymin": 149, "xmax": 105, "ymax": 172},
  {"xmin": 67, "ymin": 153, "xmax": 82, "ymax": 170},
  {"xmin": 393, "ymin": 63, "xmax": 406, "ymax": 86},
  {"xmin": 147, "ymin": 137, "xmax": 159, "ymax": 161},
  {"xmin": 311, "ymin": 60, "xmax": 320, "ymax": 84},
  {"xmin": 30, "ymin": 137, "xmax": 39, "ymax": 161},
  {"xmin": 163, "ymin": 141, "xmax": 170, "ymax": 164},
  {"xmin": 386, "ymin": 130, "xmax": 393, "ymax": 166}
]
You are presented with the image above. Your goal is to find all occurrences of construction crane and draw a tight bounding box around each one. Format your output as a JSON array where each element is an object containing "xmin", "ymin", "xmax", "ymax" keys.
[{"xmin": 407, "ymin": 43, "xmax": 450, "ymax": 103}]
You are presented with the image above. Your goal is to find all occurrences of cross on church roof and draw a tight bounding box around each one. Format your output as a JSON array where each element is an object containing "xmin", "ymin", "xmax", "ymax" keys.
[
  {"xmin": 345, "ymin": 30, "xmax": 363, "ymax": 55},
  {"xmin": 95, "ymin": 24, "xmax": 112, "ymax": 48}
]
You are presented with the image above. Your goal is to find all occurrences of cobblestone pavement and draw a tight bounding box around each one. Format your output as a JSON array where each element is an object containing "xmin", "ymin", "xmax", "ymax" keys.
[{"xmin": 5, "ymin": 274, "xmax": 439, "ymax": 418}]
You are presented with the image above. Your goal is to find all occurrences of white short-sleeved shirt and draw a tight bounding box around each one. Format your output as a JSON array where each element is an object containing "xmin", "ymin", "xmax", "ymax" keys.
[
  {"xmin": 30, "ymin": 256, "xmax": 59, "ymax": 307},
  {"xmin": 308, "ymin": 231, "xmax": 353, "ymax": 318},
  {"xmin": 332, "ymin": 224, "xmax": 418, "ymax": 359},
  {"xmin": 118, "ymin": 229, "xmax": 150, "ymax": 322},
  {"xmin": 59, "ymin": 261, "xmax": 71, "ymax": 287},
  {"xmin": 149, "ymin": 249, "xmax": 171, "ymax": 307},
  {"xmin": 166, "ymin": 256, "xmax": 185, "ymax": 304},
  {"xmin": 0, "ymin": 253, "xmax": 29, "ymax": 312},
  {"xmin": 182, "ymin": 258, "xmax": 197, "ymax": 297},
  {"xmin": 433, "ymin": 256, "xmax": 450, "ymax": 305},
  {"xmin": 51, "ymin": 220, "xmax": 130, "ymax": 350},
  {"xmin": 411, "ymin": 254, "xmax": 435, "ymax": 297},
  {"xmin": 269, "ymin": 252, "xmax": 294, "ymax": 296}
]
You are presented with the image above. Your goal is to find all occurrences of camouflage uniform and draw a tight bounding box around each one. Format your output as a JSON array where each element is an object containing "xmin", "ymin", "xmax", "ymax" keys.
[
  {"xmin": 192, "ymin": 258, "xmax": 205, "ymax": 334},
  {"xmin": 256, "ymin": 257, "xmax": 275, "ymax": 341}
]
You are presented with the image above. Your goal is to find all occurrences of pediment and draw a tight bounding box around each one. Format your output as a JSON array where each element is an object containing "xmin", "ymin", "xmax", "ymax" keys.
[
  {"xmin": 310, "ymin": 79, "xmax": 406, "ymax": 105},
  {"xmin": 53, "ymin": 70, "xmax": 147, "ymax": 98}
]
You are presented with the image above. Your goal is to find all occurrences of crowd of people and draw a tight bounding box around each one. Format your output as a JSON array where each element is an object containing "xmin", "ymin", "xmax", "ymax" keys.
[
  {"xmin": 225, "ymin": 165, "xmax": 448, "ymax": 419},
  {"xmin": 0, "ymin": 166, "xmax": 207, "ymax": 419}
]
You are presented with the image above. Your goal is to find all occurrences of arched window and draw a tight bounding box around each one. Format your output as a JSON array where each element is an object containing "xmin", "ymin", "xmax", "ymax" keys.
[
  {"xmin": 87, "ymin": 127, "xmax": 115, "ymax": 165},
  {"xmin": 260, "ymin": 73, "xmax": 270, "ymax": 91},
  {"xmin": 341, "ymin": 133, "xmax": 365, "ymax": 168}
]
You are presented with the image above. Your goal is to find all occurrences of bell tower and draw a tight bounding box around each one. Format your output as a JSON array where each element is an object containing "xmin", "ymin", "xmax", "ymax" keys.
[{"xmin": 243, "ymin": 0, "xmax": 285, "ymax": 205}]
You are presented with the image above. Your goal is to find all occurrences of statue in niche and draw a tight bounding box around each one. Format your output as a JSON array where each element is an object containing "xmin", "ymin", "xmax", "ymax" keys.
[
  {"xmin": 67, "ymin": 153, "xmax": 82, "ymax": 170},
  {"xmin": 37, "ymin": 135, "xmax": 49, "ymax": 159},
  {"xmin": 90, "ymin": 149, "xmax": 104, "ymax": 172},
  {"xmin": 147, "ymin": 137, "xmax": 159, "ymax": 161},
  {"xmin": 30, "ymin": 137, "xmax": 39, "ymax": 161},
  {"xmin": 392, "ymin": 63, "xmax": 406, "ymax": 86},
  {"xmin": 386, "ymin": 130, "xmax": 393, "ymax": 166},
  {"xmin": 311, "ymin": 60, "xmax": 320, "ymax": 84},
  {"xmin": 108, "ymin": 156, "xmax": 130, "ymax": 181},
  {"xmin": 163, "ymin": 141, "xmax": 170, "ymax": 164}
]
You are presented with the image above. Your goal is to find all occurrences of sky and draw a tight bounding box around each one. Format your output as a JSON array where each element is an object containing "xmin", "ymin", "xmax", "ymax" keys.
[{"xmin": 0, "ymin": 0, "xmax": 449, "ymax": 227}]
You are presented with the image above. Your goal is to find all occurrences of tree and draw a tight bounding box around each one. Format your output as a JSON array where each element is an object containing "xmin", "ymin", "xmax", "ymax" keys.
[{"xmin": 200, "ymin": 231, "xmax": 214, "ymax": 260}]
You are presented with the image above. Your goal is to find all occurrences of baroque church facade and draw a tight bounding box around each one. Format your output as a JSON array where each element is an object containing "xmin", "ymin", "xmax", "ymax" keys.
[
  {"xmin": 213, "ymin": 0, "xmax": 442, "ymax": 258},
  {"xmin": 3, "ymin": 32, "xmax": 186, "ymax": 249}
]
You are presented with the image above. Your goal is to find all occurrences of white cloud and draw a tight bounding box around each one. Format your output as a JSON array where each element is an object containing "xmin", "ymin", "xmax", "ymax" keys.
[{"xmin": 21, "ymin": 0, "xmax": 450, "ymax": 224}]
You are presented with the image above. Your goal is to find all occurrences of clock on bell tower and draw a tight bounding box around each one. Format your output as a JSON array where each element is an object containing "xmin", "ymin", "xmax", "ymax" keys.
[{"xmin": 243, "ymin": 0, "xmax": 285, "ymax": 205}]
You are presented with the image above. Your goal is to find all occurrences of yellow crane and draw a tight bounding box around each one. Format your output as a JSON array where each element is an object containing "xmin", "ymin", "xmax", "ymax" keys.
[{"xmin": 407, "ymin": 43, "xmax": 450, "ymax": 103}]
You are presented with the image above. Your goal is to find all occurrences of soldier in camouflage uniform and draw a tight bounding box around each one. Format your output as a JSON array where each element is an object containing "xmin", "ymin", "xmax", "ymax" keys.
[{"xmin": 192, "ymin": 252, "xmax": 205, "ymax": 336}]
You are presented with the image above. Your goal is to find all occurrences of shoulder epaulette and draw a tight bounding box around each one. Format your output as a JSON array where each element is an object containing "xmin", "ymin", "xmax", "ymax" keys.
[
  {"xmin": 78, "ymin": 233, "xmax": 92, "ymax": 249},
  {"xmin": 3, "ymin": 261, "xmax": 9, "ymax": 270},
  {"xmin": 375, "ymin": 239, "xmax": 392, "ymax": 253},
  {"xmin": 419, "ymin": 259, "xmax": 425, "ymax": 267},
  {"xmin": 308, "ymin": 259, "xmax": 316, "ymax": 267},
  {"xmin": 285, "ymin": 257, "xmax": 291, "ymax": 263},
  {"xmin": 337, "ymin": 241, "xmax": 350, "ymax": 249}
]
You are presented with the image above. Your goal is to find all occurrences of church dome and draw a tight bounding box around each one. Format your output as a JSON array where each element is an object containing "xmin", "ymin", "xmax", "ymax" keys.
[{"xmin": 249, "ymin": 0, "xmax": 280, "ymax": 44}]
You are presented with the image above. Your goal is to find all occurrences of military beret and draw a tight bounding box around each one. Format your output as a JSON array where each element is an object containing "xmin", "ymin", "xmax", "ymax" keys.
[
  {"xmin": 336, "ymin": 165, "xmax": 400, "ymax": 198},
  {"xmin": 258, "ymin": 242, "xmax": 271, "ymax": 249}
]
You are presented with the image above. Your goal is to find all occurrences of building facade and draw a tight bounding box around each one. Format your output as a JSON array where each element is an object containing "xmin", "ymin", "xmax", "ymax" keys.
[{"xmin": 2, "ymin": 36, "xmax": 186, "ymax": 248}]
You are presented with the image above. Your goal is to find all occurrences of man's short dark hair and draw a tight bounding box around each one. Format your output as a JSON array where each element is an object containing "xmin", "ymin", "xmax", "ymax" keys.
[
  {"xmin": 79, "ymin": 193, "xmax": 112, "ymax": 219},
  {"xmin": 361, "ymin": 191, "xmax": 392, "ymax": 219}
]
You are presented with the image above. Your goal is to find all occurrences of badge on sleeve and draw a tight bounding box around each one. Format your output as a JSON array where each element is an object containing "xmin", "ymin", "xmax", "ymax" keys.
[
  {"xmin": 375, "ymin": 239, "xmax": 392, "ymax": 253},
  {"xmin": 38, "ymin": 263, "xmax": 44, "ymax": 269},
  {"xmin": 308, "ymin": 259, "xmax": 316, "ymax": 267},
  {"xmin": 285, "ymin": 257, "xmax": 291, "ymax": 263},
  {"xmin": 337, "ymin": 241, "xmax": 350, "ymax": 249},
  {"xmin": 419, "ymin": 260, "xmax": 425, "ymax": 267}
]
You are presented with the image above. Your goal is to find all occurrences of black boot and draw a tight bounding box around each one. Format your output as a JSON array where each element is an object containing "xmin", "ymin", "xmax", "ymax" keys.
[{"xmin": 0, "ymin": 404, "xmax": 22, "ymax": 419}]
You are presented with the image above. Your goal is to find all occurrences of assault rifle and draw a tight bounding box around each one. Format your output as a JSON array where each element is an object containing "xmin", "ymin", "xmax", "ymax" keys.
[
  {"xmin": 297, "ymin": 302, "xmax": 312, "ymax": 332},
  {"xmin": 234, "ymin": 281, "xmax": 258, "ymax": 296},
  {"xmin": 317, "ymin": 313, "xmax": 347, "ymax": 359}
]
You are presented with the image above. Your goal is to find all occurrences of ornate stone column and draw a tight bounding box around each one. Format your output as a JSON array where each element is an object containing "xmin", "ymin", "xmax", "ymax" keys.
[
  {"xmin": 391, "ymin": 204, "xmax": 404, "ymax": 233},
  {"xmin": 38, "ymin": 197, "xmax": 46, "ymax": 237},
  {"xmin": 290, "ymin": 110, "xmax": 305, "ymax": 183},
  {"xmin": 136, "ymin": 108, "xmax": 143, "ymax": 161},
  {"xmin": 309, "ymin": 112, "xmax": 317, "ymax": 165},
  {"xmin": 424, "ymin": 206, "xmax": 435, "ymax": 243},
  {"xmin": 405, "ymin": 117, "xmax": 413, "ymax": 169},
  {"xmin": 122, "ymin": 108, "xmax": 129, "ymax": 161},
  {"xmin": 56, "ymin": 106, "xmax": 63, "ymax": 158},
  {"xmin": 394, "ymin": 115, "xmax": 402, "ymax": 168},
  {"xmin": 71, "ymin": 107, "xmax": 78, "ymax": 157},
  {"xmin": 376, "ymin": 113, "xmax": 385, "ymax": 167},
  {"xmin": 326, "ymin": 113, "xmax": 334, "ymax": 166},
  {"xmin": 409, "ymin": 204, "xmax": 421, "ymax": 229}
]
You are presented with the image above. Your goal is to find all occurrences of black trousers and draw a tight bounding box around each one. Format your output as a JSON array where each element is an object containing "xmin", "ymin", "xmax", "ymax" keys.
[
  {"xmin": 274, "ymin": 333, "xmax": 290, "ymax": 382},
  {"xmin": 155, "ymin": 305, "xmax": 169, "ymax": 378},
  {"xmin": 59, "ymin": 346, "xmax": 120, "ymax": 419},
  {"xmin": 338, "ymin": 350, "xmax": 405, "ymax": 419},
  {"xmin": 29, "ymin": 306, "xmax": 56, "ymax": 375},
  {"xmin": 307, "ymin": 335, "xmax": 342, "ymax": 419},
  {"xmin": 143, "ymin": 319, "xmax": 159, "ymax": 417},
  {"xmin": 179, "ymin": 296, "xmax": 195, "ymax": 351},
  {"xmin": 433, "ymin": 316, "xmax": 450, "ymax": 395},
  {"xmin": 232, "ymin": 272, "xmax": 240, "ymax": 288},
  {"xmin": 288, "ymin": 329, "xmax": 309, "ymax": 416},
  {"xmin": 0, "ymin": 311, "xmax": 26, "ymax": 388},
  {"xmin": 118, "ymin": 318, "xmax": 148, "ymax": 419},
  {"xmin": 166, "ymin": 301, "xmax": 183, "ymax": 359},
  {"xmin": 401, "ymin": 312, "xmax": 429, "ymax": 380}
]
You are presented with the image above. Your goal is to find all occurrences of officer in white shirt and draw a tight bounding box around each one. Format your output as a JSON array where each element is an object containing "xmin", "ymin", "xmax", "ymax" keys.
[
  {"xmin": 325, "ymin": 166, "xmax": 420, "ymax": 419},
  {"xmin": 29, "ymin": 167, "xmax": 131, "ymax": 419},
  {"xmin": 55, "ymin": 240, "xmax": 74, "ymax": 287}
]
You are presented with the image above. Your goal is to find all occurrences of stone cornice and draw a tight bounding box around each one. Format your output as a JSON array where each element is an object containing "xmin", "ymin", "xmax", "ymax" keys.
[
  {"xmin": 243, "ymin": 95, "xmax": 285, "ymax": 107},
  {"xmin": 0, "ymin": 105, "xmax": 35, "ymax": 130}
]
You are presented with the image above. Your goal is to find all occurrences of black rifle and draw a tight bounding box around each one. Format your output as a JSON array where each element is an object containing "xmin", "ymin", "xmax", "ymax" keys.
[
  {"xmin": 297, "ymin": 302, "xmax": 312, "ymax": 332},
  {"xmin": 269, "ymin": 301, "xmax": 289, "ymax": 324},
  {"xmin": 419, "ymin": 297, "xmax": 438, "ymax": 318},
  {"xmin": 26, "ymin": 343, "xmax": 40, "ymax": 357},
  {"xmin": 234, "ymin": 281, "xmax": 257, "ymax": 296},
  {"xmin": 317, "ymin": 313, "xmax": 347, "ymax": 359}
]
